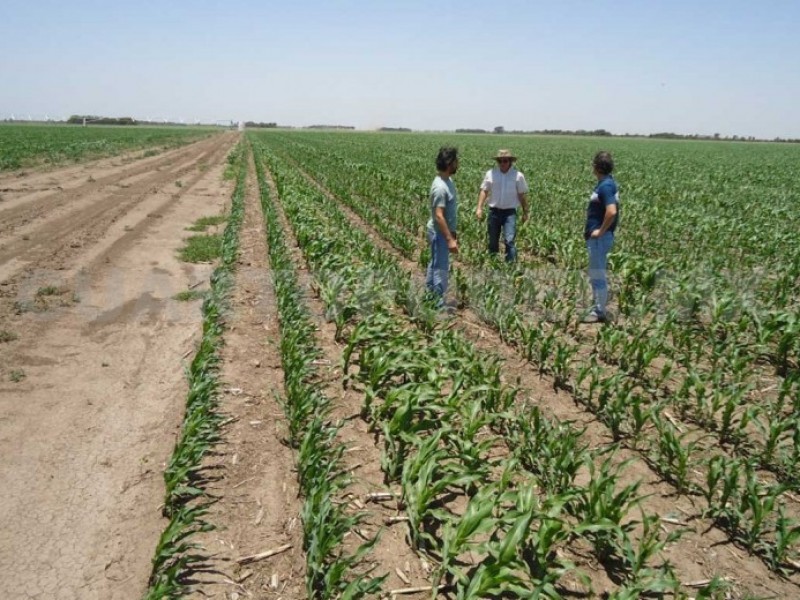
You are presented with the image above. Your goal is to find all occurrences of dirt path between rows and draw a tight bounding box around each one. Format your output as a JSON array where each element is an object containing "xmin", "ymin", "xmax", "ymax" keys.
[{"xmin": 0, "ymin": 132, "xmax": 239, "ymax": 600}]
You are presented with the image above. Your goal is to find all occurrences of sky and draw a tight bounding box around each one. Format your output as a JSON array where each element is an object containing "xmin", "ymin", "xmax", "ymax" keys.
[{"xmin": 1, "ymin": 0, "xmax": 799, "ymax": 138}]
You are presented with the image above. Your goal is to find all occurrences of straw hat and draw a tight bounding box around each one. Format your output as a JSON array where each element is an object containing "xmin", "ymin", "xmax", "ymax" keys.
[{"xmin": 494, "ymin": 149, "xmax": 516, "ymax": 161}]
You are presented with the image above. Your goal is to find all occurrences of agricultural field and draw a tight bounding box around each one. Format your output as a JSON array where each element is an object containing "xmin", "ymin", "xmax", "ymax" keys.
[
  {"xmin": 0, "ymin": 122, "xmax": 216, "ymax": 171},
  {"xmin": 1, "ymin": 126, "xmax": 799, "ymax": 599}
]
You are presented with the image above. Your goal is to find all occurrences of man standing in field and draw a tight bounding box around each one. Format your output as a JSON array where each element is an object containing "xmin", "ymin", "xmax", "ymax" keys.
[
  {"xmin": 475, "ymin": 149, "xmax": 530, "ymax": 263},
  {"xmin": 583, "ymin": 150, "xmax": 619, "ymax": 323},
  {"xmin": 426, "ymin": 146, "xmax": 459, "ymax": 307}
]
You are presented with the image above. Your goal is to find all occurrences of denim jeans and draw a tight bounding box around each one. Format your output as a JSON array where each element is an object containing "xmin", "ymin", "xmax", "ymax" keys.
[
  {"xmin": 488, "ymin": 208, "xmax": 517, "ymax": 263},
  {"xmin": 586, "ymin": 232, "xmax": 614, "ymax": 315},
  {"xmin": 426, "ymin": 227, "xmax": 450, "ymax": 303}
]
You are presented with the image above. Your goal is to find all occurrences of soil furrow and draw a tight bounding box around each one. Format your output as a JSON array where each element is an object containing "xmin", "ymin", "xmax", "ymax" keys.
[
  {"xmin": 0, "ymin": 134, "xmax": 222, "ymax": 234},
  {"xmin": 0, "ymin": 135, "xmax": 232, "ymax": 285},
  {"xmin": 184, "ymin": 149, "xmax": 306, "ymax": 599}
]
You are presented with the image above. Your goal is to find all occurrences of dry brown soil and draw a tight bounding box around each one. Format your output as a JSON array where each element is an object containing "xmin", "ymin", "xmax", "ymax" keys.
[{"xmin": 0, "ymin": 133, "xmax": 240, "ymax": 599}]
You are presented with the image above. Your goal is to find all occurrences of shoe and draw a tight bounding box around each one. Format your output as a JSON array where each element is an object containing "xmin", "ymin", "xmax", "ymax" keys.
[
  {"xmin": 440, "ymin": 303, "xmax": 456, "ymax": 314},
  {"xmin": 581, "ymin": 310, "xmax": 606, "ymax": 324}
]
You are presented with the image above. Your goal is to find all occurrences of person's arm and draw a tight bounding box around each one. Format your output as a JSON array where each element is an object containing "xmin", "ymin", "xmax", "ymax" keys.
[
  {"xmin": 476, "ymin": 172, "xmax": 491, "ymax": 220},
  {"xmin": 476, "ymin": 189, "xmax": 489, "ymax": 220},
  {"xmin": 517, "ymin": 192, "xmax": 529, "ymax": 223},
  {"xmin": 516, "ymin": 172, "xmax": 530, "ymax": 223},
  {"xmin": 435, "ymin": 206, "xmax": 458, "ymax": 253}
]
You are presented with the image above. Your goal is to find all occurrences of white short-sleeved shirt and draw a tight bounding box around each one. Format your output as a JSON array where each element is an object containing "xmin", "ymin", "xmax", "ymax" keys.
[{"xmin": 480, "ymin": 167, "xmax": 529, "ymax": 210}]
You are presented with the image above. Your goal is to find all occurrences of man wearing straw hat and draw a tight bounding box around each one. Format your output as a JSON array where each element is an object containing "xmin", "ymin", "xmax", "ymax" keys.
[{"xmin": 475, "ymin": 149, "xmax": 530, "ymax": 263}]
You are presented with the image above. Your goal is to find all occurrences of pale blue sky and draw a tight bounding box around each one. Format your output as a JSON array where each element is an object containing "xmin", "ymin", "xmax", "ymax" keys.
[{"xmin": 2, "ymin": 0, "xmax": 799, "ymax": 138}]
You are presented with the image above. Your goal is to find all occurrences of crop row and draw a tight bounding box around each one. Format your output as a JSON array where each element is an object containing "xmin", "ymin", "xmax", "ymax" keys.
[
  {"xmin": 144, "ymin": 140, "xmax": 247, "ymax": 599},
  {"xmin": 253, "ymin": 143, "xmax": 386, "ymax": 598}
]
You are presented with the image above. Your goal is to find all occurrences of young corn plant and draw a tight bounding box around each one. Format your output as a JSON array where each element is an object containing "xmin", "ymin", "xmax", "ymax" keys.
[
  {"xmin": 702, "ymin": 455, "xmax": 748, "ymax": 533},
  {"xmin": 570, "ymin": 455, "xmax": 642, "ymax": 564},
  {"xmin": 647, "ymin": 414, "xmax": 702, "ymax": 495},
  {"xmin": 510, "ymin": 405, "xmax": 589, "ymax": 496},
  {"xmin": 615, "ymin": 511, "xmax": 682, "ymax": 595},
  {"xmin": 456, "ymin": 484, "xmax": 540, "ymax": 600},
  {"xmin": 767, "ymin": 505, "xmax": 800, "ymax": 574},
  {"xmin": 401, "ymin": 432, "xmax": 482, "ymax": 553},
  {"xmin": 437, "ymin": 482, "xmax": 502, "ymax": 593}
]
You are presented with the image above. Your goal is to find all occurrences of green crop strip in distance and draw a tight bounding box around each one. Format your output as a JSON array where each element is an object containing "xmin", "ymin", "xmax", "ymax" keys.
[
  {"xmin": 251, "ymin": 131, "xmax": 800, "ymax": 577},
  {"xmin": 252, "ymin": 141, "xmax": 386, "ymax": 599},
  {"xmin": 0, "ymin": 123, "xmax": 215, "ymax": 171},
  {"xmin": 251, "ymin": 139, "xmax": 690, "ymax": 597},
  {"xmin": 143, "ymin": 140, "xmax": 247, "ymax": 600}
]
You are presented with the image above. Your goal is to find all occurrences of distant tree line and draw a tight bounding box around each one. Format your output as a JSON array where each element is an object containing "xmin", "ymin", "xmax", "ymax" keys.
[
  {"xmin": 305, "ymin": 124, "xmax": 355, "ymax": 130},
  {"xmin": 245, "ymin": 121, "xmax": 278, "ymax": 128},
  {"xmin": 455, "ymin": 126, "xmax": 612, "ymax": 136},
  {"xmin": 67, "ymin": 115, "xmax": 137, "ymax": 125},
  {"xmin": 378, "ymin": 127, "xmax": 412, "ymax": 132},
  {"xmin": 452, "ymin": 125, "xmax": 799, "ymax": 143}
]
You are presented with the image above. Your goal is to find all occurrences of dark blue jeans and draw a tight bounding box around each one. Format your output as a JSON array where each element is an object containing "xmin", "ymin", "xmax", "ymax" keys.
[{"xmin": 488, "ymin": 207, "xmax": 518, "ymax": 262}]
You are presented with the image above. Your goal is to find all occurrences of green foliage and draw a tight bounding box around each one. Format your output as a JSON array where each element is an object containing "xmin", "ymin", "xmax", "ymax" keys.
[
  {"xmin": 178, "ymin": 234, "xmax": 221, "ymax": 262},
  {"xmin": 144, "ymin": 138, "xmax": 248, "ymax": 598},
  {"xmin": 185, "ymin": 215, "xmax": 227, "ymax": 232},
  {"xmin": 172, "ymin": 290, "xmax": 205, "ymax": 302},
  {"xmin": 0, "ymin": 122, "xmax": 212, "ymax": 171}
]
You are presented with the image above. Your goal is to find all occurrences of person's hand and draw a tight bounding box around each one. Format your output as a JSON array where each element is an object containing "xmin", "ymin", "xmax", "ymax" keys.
[
  {"xmin": 590, "ymin": 229, "xmax": 602, "ymax": 239},
  {"xmin": 448, "ymin": 238, "xmax": 459, "ymax": 254},
  {"xmin": 475, "ymin": 207, "xmax": 484, "ymax": 220},
  {"xmin": 521, "ymin": 211, "xmax": 529, "ymax": 224}
]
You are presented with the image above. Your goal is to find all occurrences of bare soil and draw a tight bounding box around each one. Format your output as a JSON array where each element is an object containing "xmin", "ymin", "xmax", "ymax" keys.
[{"xmin": 0, "ymin": 133, "xmax": 239, "ymax": 600}]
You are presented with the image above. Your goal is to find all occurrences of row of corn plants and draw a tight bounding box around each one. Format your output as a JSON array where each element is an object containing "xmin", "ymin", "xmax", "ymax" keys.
[
  {"xmin": 252, "ymin": 142, "xmax": 386, "ymax": 599},
  {"xmin": 253, "ymin": 138, "xmax": 698, "ymax": 598},
  {"xmin": 144, "ymin": 140, "xmax": 248, "ymax": 599},
  {"xmin": 252, "ymin": 132, "xmax": 800, "ymax": 580}
]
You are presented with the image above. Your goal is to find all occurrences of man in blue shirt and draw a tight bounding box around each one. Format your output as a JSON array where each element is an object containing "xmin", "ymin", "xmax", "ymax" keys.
[
  {"xmin": 426, "ymin": 146, "xmax": 459, "ymax": 307},
  {"xmin": 583, "ymin": 151, "xmax": 619, "ymax": 323}
]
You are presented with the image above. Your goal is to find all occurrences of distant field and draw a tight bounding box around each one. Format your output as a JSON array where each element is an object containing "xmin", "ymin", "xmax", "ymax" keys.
[{"xmin": 0, "ymin": 123, "xmax": 217, "ymax": 171}]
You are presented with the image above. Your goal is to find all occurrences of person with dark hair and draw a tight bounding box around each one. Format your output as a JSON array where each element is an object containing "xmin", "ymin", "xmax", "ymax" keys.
[
  {"xmin": 475, "ymin": 149, "xmax": 530, "ymax": 262},
  {"xmin": 425, "ymin": 146, "xmax": 459, "ymax": 306},
  {"xmin": 583, "ymin": 150, "xmax": 619, "ymax": 323}
]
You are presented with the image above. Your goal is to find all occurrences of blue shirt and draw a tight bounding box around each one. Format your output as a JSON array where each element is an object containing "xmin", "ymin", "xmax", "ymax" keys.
[
  {"xmin": 585, "ymin": 175, "xmax": 619, "ymax": 239},
  {"xmin": 427, "ymin": 175, "xmax": 458, "ymax": 235}
]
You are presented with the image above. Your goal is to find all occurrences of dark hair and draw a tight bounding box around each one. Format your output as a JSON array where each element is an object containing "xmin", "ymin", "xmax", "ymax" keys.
[
  {"xmin": 436, "ymin": 146, "xmax": 459, "ymax": 171},
  {"xmin": 592, "ymin": 151, "xmax": 614, "ymax": 175}
]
